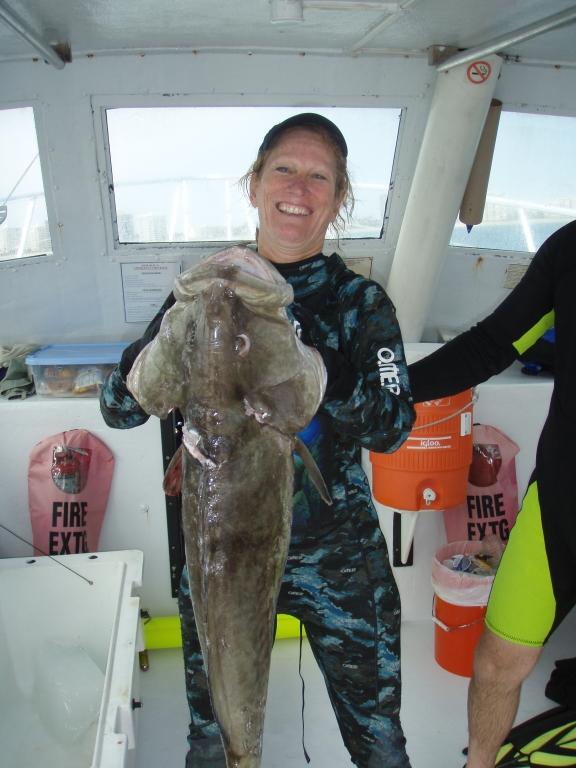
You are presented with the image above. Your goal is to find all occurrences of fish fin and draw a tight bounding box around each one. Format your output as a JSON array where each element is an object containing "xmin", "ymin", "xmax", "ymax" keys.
[
  {"xmin": 163, "ymin": 444, "xmax": 183, "ymax": 496},
  {"xmin": 294, "ymin": 436, "xmax": 332, "ymax": 506}
]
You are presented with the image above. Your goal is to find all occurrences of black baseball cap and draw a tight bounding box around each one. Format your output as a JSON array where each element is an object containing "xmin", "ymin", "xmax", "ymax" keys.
[{"xmin": 258, "ymin": 112, "xmax": 348, "ymax": 159}]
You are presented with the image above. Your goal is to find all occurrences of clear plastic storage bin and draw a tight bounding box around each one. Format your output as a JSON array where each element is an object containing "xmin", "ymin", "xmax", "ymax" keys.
[{"xmin": 26, "ymin": 344, "xmax": 127, "ymax": 397}]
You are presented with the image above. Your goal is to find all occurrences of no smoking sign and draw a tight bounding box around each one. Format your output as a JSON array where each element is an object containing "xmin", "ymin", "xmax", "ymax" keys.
[{"xmin": 467, "ymin": 60, "xmax": 492, "ymax": 83}]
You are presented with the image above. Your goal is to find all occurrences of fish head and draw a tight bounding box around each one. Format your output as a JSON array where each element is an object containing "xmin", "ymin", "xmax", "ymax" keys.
[
  {"xmin": 129, "ymin": 245, "xmax": 326, "ymax": 440},
  {"xmin": 182, "ymin": 280, "xmax": 252, "ymax": 407},
  {"xmin": 175, "ymin": 246, "xmax": 293, "ymax": 316},
  {"xmin": 175, "ymin": 246, "xmax": 327, "ymax": 437}
]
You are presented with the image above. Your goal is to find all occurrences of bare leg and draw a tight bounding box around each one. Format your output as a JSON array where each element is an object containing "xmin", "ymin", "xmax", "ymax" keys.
[{"xmin": 466, "ymin": 628, "xmax": 542, "ymax": 768}]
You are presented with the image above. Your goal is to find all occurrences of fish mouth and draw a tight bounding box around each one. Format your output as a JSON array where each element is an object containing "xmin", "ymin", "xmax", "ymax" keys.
[
  {"xmin": 206, "ymin": 246, "xmax": 284, "ymax": 284},
  {"xmin": 276, "ymin": 202, "xmax": 311, "ymax": 216}
]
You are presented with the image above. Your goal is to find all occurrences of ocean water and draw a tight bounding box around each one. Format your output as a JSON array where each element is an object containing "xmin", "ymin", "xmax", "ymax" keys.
[{"xmin": 450, "ymin": 218, "xmax": 571, "ymax": 253}]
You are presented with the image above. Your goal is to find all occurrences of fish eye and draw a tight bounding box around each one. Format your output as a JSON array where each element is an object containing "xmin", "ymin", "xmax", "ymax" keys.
[{"xmin": 235, "ymin": 333, "xmax": 251, "ymax": 357}]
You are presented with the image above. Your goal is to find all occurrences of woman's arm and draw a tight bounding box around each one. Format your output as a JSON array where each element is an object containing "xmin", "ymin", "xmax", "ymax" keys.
[
  {"xmin": 408, "ymin": 229, "xmax": 558, "ymax": 403},
  {"xmin": 319, "ymin": 276, "xmax": 415, "ymax": 453}
]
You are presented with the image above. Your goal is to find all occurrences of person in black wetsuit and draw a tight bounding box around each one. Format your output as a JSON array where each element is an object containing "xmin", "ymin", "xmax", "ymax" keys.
[
  {"xmin": 408, "ymin": 220, "xmax": 576, "ymax": 768},
  {"xmin": 100, "ymin": 113, "xmax": 416, "ymax": 767}
]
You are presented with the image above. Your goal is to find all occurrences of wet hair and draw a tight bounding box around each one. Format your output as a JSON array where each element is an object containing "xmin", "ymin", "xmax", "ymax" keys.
[{"xmin": 239, "ymin": 113, "xmax": 354, "ymax": 233}]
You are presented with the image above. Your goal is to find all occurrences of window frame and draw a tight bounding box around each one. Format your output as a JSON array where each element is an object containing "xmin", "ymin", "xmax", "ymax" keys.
[
  {"xmin": 0, "ymin": 100, "xmax": 59, "ymax": 269},
  {"xmin": 447, "ymin": 105, "xmax": 576, "ymax": 257},
  {"xmin": 91, "ymin": 95, "xmax": 413, "ymax": 265}
]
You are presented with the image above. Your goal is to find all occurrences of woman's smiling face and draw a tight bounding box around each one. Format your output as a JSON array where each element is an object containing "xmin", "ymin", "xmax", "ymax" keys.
[{"xmin": 249, "ymin": 127, "xmax": 343, "ymax": 264}]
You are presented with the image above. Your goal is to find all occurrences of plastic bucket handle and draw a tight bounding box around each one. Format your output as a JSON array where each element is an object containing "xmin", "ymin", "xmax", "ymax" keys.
[{"xmin": 431, "ymin": 598, "xmax": 486, "ymax": 633}]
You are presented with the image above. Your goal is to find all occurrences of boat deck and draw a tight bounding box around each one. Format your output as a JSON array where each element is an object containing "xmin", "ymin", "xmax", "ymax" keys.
[{"xmin": 136, "ymin": 610, "xmax": 576, "ymax": 768}]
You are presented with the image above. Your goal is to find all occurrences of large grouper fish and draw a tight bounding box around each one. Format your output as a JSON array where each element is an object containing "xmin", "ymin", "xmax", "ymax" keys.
[{"xmin": 127, "ymin": 246, "xmax": 330, "ymax": 767}]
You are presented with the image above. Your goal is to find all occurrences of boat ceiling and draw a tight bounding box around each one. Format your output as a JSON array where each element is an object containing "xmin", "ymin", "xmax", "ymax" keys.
[{"xmin": 0, "ymin": 0, "xmax": 576, "ymax": 68}]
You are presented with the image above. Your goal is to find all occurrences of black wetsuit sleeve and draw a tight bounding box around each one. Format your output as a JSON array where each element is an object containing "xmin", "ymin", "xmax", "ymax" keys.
[
  {"xmin": 408, "ymin": 324, "xmax": 517, "ymax": 402},
  {"xmin": 409, "ymin": 229, "xmax": 559, "ymax": 403}
]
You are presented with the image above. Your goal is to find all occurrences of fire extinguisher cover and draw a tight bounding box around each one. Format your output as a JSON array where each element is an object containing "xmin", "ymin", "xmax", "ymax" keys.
[
  {"xmin": 28, "ymin": 429, "xmax": 115, "ymax": 556},
  {"xmin": 442, "ymin": 424, "xmax": 519, "ymax": 544}
]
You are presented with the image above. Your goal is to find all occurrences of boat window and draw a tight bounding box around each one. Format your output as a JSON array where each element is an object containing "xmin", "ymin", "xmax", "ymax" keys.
[
  {"xmin": 0, "ymin": 106, "xmax": 52, "ymax": 262},
  {"xmin": 450, "ymin": 111, "xmax": 576, "ymax": 252},
  {"xmin": 104, "ymin": 106, "xmax": 401, "ymax": 246}
]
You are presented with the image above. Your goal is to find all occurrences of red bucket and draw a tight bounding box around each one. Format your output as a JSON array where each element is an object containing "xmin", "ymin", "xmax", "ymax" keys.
[
  {"xmin": 431, "ymin": 539, "xmax": 501, "ymax": 677},
  {"xmin": 432, "ymin": 594, "xmax": 486, "ymax": 678}
]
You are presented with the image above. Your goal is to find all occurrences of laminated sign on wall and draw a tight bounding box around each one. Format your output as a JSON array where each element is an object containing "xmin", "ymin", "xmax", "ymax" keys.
[
  {"xmin": 28, "ymin": 429, "xmax": 115, "ymax": 555},
  {"xmin": 443, "ymin": 424, "xmax": 519, "ymax": 543}
]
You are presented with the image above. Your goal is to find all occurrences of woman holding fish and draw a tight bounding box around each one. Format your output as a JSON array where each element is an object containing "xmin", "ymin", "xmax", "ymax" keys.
[{"xmin": 101, "ymin": 112, "xmax": 416, "ymax": 768}]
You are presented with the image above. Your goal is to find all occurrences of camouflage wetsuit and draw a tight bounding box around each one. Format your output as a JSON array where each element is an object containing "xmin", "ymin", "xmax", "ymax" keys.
[{"xmin": 100, "ymin": 251, "xmax": 415, "ymax": 768}]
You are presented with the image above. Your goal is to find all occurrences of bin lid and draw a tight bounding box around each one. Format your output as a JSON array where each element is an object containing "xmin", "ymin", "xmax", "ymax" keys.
[{"xmin": 26, "ymin": 343, "xmax": 129, "ymax": 366}]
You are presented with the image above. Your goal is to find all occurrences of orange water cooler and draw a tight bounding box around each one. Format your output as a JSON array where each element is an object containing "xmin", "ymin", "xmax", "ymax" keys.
[{"xmin": 370, "ymin": 389, "xmax": 475, "ymax": 514}]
